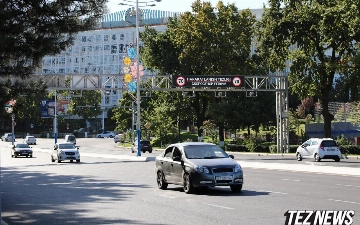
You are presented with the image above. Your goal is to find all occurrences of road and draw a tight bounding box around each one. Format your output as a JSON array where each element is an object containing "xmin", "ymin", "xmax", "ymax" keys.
[{"xmin": 1, "ymin": 138, "xmax": 360, "ymax": 225}]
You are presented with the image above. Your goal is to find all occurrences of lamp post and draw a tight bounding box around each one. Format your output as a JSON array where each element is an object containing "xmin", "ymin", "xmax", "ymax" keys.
[{"xmin": 119, "ymin": 0, "xmax": 161, "ymax": 156}]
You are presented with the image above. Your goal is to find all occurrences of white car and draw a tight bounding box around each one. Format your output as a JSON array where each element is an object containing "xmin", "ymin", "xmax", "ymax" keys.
[
  {"xmin": 96, "ymin": 131, "xmax": 116, "ymax": 138},
  {"xmin": 296, "ymin": 138, "xmax": 342, "ymax": 162},
  {"xmin": 24, "ymin": 136, "xmax": 36, "ymax": 145},
  {"xmin": 51, "ymin": 142, "xmax": 80, "ymax": 163}
]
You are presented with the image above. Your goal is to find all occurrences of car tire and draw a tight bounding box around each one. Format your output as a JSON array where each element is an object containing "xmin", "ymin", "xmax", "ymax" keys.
[
  {"xmin": 296, "ymin": 153, "xmax": 302, "ymax": 161},
  {"xmin": 131, "ymin": 149, "xmax": 134, "ymax": 153},
  {"xmin": 142, "ymin": 150, "xmax": 146, "ymax": 153},
  {"xmin": 149, "ymin": 150, "xmax": 152, "ymax": 153},
  {"xmin": 76, "ymin": 159, "xmax": 80, "ymax": 163},
  {"xmin": 51, "ymin": 156, "xmax": 55, "ymax": 162},
  {"xmin": 97, "ymin": 135, "xmax": 101, "ymax": 138},
  {"xmin": 183, "ymin": 173, "xmax": 195, "ymax": 194},
  {"xmin": 335, "ymin": 158, "xmax": 340, "ymax": 162},
  {"xmin": 314, "ymin": 154, "xmax": 321, "ymax": 162},
  {"xmin": 70, "ymin": 160, "xmax": 73, "ymax": 163},
  {"xmin": 230, "ymin": 184, "xmax": 242, "ymax": 192},
  {"xmin": 109, "ymin": 135, "xmax": 113, "ymax": 138},
  {"xmin": 14, "ymin": 155, "xmax": 17, "ymax": 158},
  {"xmin": 157, "ymin": 171, "xmax": 168, "ymax": 190},
  {"xmin": 57, "ymin": 158, "xmax": 61, "ymax": 163}
]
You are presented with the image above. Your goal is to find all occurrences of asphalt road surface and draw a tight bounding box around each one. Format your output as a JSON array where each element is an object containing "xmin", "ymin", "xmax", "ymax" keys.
[{"xmin": 1, "ymin": 138, "xmax": 359, "ymax": 225}]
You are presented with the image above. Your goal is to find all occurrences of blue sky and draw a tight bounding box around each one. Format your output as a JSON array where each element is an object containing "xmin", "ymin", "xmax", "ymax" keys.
[{"xmin": 107, "ymin": 0, "xmax": 268, "ymax": 14}]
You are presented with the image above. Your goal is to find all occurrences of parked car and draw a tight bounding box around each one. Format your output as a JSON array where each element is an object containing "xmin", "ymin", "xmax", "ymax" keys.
[
  {"xmin": 296, "ymin": 138, "xmax": 342, "ymax": 162},
  {"xmin": 65, "ymin": 134, "xmax": 76, "ymax": 145},
  {"xmin": 114, "ymin": 134, "xmax": 124, "ymax": 143},
  {"xmin": 97, "ymin": 131, "xmax": 116, "ymax": 138},
  {"xmin": 11, "ymin": 143, "xmax": 33, "ymax": 158},
  {"xmin": 155, "ymin": 142, "xmax": 243, "ymax": 194},
  {"xmin": 1, "ymin": 133, "xmax": 15, "ymax": 142},
  {"xmin": 132, "ymin": 140, "xmax": 152, "ymax": 153},
  {"xmin": 51, "ymin": 142, "xmax": 80, "ymax": 163},
  {"xmin": 24, "ymin": 136, "xmax": 36, "ymax": 145}
]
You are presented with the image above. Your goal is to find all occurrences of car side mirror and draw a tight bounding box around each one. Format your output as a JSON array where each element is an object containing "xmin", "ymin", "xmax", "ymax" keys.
[
  {"xmin": 229, "ymin": 155, "xmax": 234, "ymax": 159},
  {"xmin": 173, "ymin": 156, "xmax": 181, "ymax": 161},
  {"xmin": 77, "ymin": 147, "xmax": 79, "ymax": 150}
]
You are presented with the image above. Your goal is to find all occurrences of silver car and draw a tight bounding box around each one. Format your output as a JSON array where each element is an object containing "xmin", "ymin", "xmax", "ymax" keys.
[
  {"xmin": 51, "ymin": 142, "xmax": 80, "ymax": 163},
  {"xmin": 24, "ymin": 136, "xmax": 36, "ymax": 145},
  {"xmin": 155, "ymin": 142, "xmax": 243, "ymax": 194}
]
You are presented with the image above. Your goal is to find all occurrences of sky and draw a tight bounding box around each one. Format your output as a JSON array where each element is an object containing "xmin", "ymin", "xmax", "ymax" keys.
[{"xmin": 107, "ymin": 0, "xmax": 268, "ymax": 14}]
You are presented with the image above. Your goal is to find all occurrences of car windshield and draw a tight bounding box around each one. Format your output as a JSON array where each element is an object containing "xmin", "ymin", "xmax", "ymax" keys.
[
  {"xmin": 16, "ymin": 144, "xmax": 30, "ymax": 148},
  {"xmin": 184, "ymin": 145, "xmax": 228, "ymax": 159},
  {"xmin": 67, "ymin": 136, "xmax": 75, "ymax": 141},
  {"xmin": 59, "ymin": 144, "xmax": 76, "ymax": 149},
  {"xmin": 27, "ymin": 136, "xmax": 35, "ymax": 139}
]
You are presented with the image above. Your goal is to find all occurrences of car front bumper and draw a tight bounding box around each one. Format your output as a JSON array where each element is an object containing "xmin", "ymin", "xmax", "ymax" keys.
[
  {"xmin": 14, "ymin": 151, "xmax": 32, "ymax": 156},
  {"xmin": 190, "ymin": 171, "xmax": 243, "ymax": 187}
]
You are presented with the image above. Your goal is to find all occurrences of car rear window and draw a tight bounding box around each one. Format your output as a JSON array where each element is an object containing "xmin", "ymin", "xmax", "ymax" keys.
[
  {"xmin": 322, "ymin": 140, "xmax": 337, "ymax": 147},
  {"xmin": 59, "ymin": 144, "xmax": 75, "ymax": 149},
  {"xmin": 67, "ymin": 136, "xmax": 75, "ymax": 141},
  {"xmin": 140, "ymin": 141, "xmax": 150, "ymax": 144}
]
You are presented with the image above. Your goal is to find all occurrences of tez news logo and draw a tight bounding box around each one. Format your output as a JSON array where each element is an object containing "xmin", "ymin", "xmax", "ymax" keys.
[{"xmin": 284, "ymin": 210, "xmax": 355, "ymax": 225}]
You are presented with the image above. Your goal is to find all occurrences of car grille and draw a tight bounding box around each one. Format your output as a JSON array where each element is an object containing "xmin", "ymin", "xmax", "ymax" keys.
[
  {"xmin": 65, "ymin": 152, "xmax": 75, "ymax": 155},
  {"xmin": 212, "ymin": 167, "xmax": 233, "ymax": 173}
]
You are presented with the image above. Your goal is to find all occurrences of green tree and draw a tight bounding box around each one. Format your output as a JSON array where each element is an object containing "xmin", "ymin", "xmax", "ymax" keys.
[
  {"xmin": 141, "ymin": 0, "xmax": 256, "ymax": 138},
  {"xmin": 67, "ymin": 90, "xmax": 102, "ymax": 120},
  {"xmin": 0, "ymin": 0, "xmax": 108, "ymax": 77},
  {"xmin": 257, "ymin": 0, "xmax": 360, "ymax": 138}
]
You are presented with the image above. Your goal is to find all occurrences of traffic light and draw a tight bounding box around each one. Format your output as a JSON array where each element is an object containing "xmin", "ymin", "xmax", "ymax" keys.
[
  {"xmin": 93, "ymin": 103, "xmax": 98, "ymax": 111},
  {"xmin": 72, "ymin": 102, "xmax": 77, "ymax": 110}
]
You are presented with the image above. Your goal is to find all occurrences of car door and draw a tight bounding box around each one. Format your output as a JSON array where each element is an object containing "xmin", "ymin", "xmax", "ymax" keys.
[
  {"xmin": 169, "ymin": 147, "xmax": 184, "ymax": 184},
  {"xmin": 160, "ymin": 146, "xmax": 174, "ymax": 182},
  {"xmin": 308, "ymin": 140, "xmax": 318, "ymax": 156},
  {"xmin": 299, "ymin": 140, "xmax": 311, "ymax": 157}
]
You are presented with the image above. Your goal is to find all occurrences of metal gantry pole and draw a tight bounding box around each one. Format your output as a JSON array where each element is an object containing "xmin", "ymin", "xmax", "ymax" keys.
[{"xmin": 136, "ymin": 0, "xmax": 141, "ymax": 156}]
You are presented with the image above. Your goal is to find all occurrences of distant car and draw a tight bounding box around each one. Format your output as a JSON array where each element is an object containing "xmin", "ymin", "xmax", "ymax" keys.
[
  {"xmin": 51, "ymin": 142, "xmax": 80, "ymax": 163},
  {"xmin": 11, "ymin": 143, "xmax": 33, "ymax": 158},
  {"xmin": 24, "ymin": 136, "xmax": 36, "ymax": 145},
  {"xmin": 132, "ymin": 140, "xmax": 152, "ymax": 153},
  {"xmin": 155, "ymin": 142, "xmax": 243, "ymax": 194},
  {"xmin": 2, "ymin": 133, "xmax": 15, "ymax": 142},
  {"xmin": 97, "ymin": 131, "xmax": 116, "ymax": 138},
  {"xmin": 64, "ymin": 134, "xmax": 76, "ymax": 145},
  {"xmin": 296, "ymin": 138, "xmax": 342, "ymax": 162},
  {"xmin": 114, "ymin": 134, "xmax": 124, "ymax": 143}
]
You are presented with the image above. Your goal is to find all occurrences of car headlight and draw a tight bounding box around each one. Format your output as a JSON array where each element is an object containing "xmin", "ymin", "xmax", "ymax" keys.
[
  {"xmin": 194, "ymin": 165, "xmax": 209, "ymax": 173},
  {"xmin": 76, "ymin": 150, "xmax": 79, "ymax": 155},
  {"xmin": 234, "ymin": 164, "xmax": 242, "ymax": 173}
]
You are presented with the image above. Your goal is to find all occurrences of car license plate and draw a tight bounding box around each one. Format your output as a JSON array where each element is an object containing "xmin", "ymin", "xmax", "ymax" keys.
[
  {"xmin": 327, "ymin": 148, "xmax": 335, "ymax": 151},
  {"xmin": 215, "ymin": 176, "xmax": 232, "ymax": 180}
]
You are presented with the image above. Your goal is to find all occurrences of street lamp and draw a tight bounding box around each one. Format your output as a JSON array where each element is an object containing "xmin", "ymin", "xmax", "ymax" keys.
[{"xmin": 119, "ymin": 0, "xmax": 161, "ymax": 156}]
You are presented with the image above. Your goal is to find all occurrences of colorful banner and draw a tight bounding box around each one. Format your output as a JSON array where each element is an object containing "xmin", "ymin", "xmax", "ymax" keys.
[{"xmin": 41, "ymin": 100, "xmax": 69, "ymax": 118}]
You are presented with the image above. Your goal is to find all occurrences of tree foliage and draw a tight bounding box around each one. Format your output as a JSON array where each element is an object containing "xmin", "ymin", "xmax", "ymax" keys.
[
  {"xmin": 0, "ymin": 0, "xmax": 108, "ymax": 77},
  {"xmin": 140, "ymin": 0, "xmax": 257, "ymax": 137},
  {"xmin": 256, "ymin": 0, "xmax": 360, "ymax": 137}
]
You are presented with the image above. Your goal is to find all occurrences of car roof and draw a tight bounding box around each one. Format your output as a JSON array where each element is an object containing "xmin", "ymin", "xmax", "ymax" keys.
[
  {"xmin": 170, "ymin": 142, "xmax": 216, "ymax": 147},
  {"xmin": 26, "ymin": 136, "xmax": 35, "ymax": 138}
]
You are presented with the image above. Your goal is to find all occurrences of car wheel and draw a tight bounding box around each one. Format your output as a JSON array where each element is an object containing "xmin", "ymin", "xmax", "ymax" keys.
[
  {"xmin": 183, "ymin": 173, "xmax": 195, "ymax": 194},
  {"xmin": 11, "ymin": 152, "xmax": 13, "ymax": 158},
  {"xmin": 57, "ymin": 158, "xmax": 61, "ymax": 163},
  {"xmin": 14, "ymin": 155, "xmax": 17, "ymax": 158},
  {"xmin": 314, "ymin": 154, "xmax": 321, "ymax": 162},
  {"xmin": 230, "ymin": 184, "xmax": 242, "ymax": 192},
  {"xmin": 76, "ymin": 159, "xmax": 80, "ymax": 163},
  {"xmin": 335, "ymin": 158, "xmax": 340, "ymax": 162},
  {"xmin": 109, "ymin": 135, "xmax": 113, "ymax": 138},
  {"xmin": 51, "ymin": 156, "xmax": 55, "ymax": 162},
  {"xmin": 131, "ymin": 149, "xmax": 134, "ymax": 153},
  {"xmin": 142, "ymin": 150, "xmax": 146, "ymax": 153},
  {"xmin": 30, "ymin": 155, "xmax": 32, "ymax": 158},
  {"xmin": 296, "ymin": 153, "xmax": 302, "ymax": 161},
  {"xmin": 157, "ymin": 171, "xmax": 168, "ymax": 190},
  {"xmin": 97, "ymin": 135, "xmax": 101, "ymax": 138}
]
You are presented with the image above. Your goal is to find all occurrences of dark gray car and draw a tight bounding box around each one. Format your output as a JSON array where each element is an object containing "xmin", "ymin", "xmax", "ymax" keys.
[{"xmin": 155, "ymin": 142, "xmax": 243, "ymax": 194}]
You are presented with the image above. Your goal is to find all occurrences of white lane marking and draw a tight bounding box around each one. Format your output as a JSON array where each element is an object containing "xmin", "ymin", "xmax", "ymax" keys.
[
  {"xmin": 160, "ymin": 195, "xmax": 176, "ymax": 199},
  {"xmin": 336, "ymin": 184, "xmax": 360, "ymax": 188},
  {"xmin": 282, "ymin": 179, "xmax": 300, "ymax": 182},
  {"xmin": 328, "ymin": 199, "xmax": 360, "ymax": 205},
  {"xmin": 206, "ymin": 204, "xmax": 234, "ymax": 210},
  {"xmin": 259, "ymin": 190, "xmax": 288, "ymax": 195}
]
